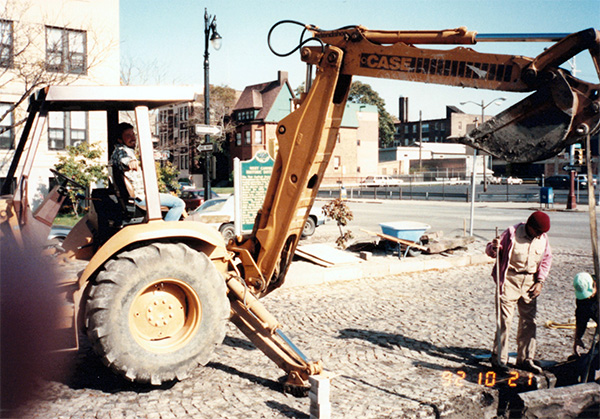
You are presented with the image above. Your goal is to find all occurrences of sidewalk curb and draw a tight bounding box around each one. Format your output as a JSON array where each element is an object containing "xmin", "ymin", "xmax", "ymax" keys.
[{"xmin": 284, "ymin": 252, "xmax": 494, "ymax": 289}]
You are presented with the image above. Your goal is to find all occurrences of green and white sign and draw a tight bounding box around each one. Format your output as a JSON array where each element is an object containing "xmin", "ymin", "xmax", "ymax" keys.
[{"xmin": 235, "ymin": 150, "xmax": 274, "ymax": 232}]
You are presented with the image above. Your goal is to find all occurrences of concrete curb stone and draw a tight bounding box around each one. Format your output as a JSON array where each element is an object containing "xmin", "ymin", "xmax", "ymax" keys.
[{"xmin": 284, "ymin": 248, "xmax": 494, "ymax": 289}]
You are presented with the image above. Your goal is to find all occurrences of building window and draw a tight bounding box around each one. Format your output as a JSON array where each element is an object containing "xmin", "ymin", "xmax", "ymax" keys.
[
  {"xmin": 180, "ymin": 154, "xmax": 189, "ymax": 170},
  {"xmin": 46, "ymin": 26, "xmax": 87, "ymax": 74},
  {"xmin": 179, "ymin": 106, "xmax": 188, "ymax": 121},
  {"xmin": 412, "ymin": 125, "xmax": 417, "ymax": 133},
  {"xmin": 236, "ymin": 132, "xmax": 241, "ymax": 146},
  {"xmin": 180, "ymin": 128, "xmax": 188, "ymax": 144},
  {"xmin": 237, "ymin": 110, "xmax": 256, "ymax": 122},
  {"xmin": 245, "ymin": 130, "xmax": 251, "ymax": 144},
  {"xmin": 254, "ymin": 129, "xmax": 263, "ymax": 144},
  {"xmin": 357, "ymin": 139, "xmax": 361, "ymax": 146},
  {"xmin": 404, "ymin": 126, "xmax": 409, "ymax": 134},
  {"xmin": 333, "ymin": 156, "xmax": 340, "ymax": 170},
  {"xmin": 48, "ymin": 111, "xmax": 87, "ymax": 150},
  {"xmin": 0, "ymin": 20, "xmax": 13, "ymax": 68},
  {"xmin": 422, "ymin": 123, "xmax": 429, "ymax": 133},
  {"xmin": 357, "ymin": 166, "xmax": 361, "ymax": 173},
  {"xmin": 0, "ymin": 103, "xmax": 14, "ymax": 149}
]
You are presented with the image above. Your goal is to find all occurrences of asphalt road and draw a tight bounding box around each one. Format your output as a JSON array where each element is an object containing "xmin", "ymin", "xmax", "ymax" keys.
[{"xmin": 312, "ymin": 198, "xmax": 595, "ymax": 251}]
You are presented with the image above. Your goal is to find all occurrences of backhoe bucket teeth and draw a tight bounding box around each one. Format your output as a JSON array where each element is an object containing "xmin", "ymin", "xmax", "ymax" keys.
[{"xmin": 457, "ymin": 74, "xmax": 584, "ymax": 163}]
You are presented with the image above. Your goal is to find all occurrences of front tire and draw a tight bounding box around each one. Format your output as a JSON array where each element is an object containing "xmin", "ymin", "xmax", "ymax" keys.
[
  {"xmin": 219, "ymin": 223, "xmax": 235, "ymax": 241},
  {"xmin": 302, "ymin": 217, "xmax": 316, "ymax": 237},
  {"xmin": 85, "ymin": 243, "xmax": 229, "ymax": 385}
]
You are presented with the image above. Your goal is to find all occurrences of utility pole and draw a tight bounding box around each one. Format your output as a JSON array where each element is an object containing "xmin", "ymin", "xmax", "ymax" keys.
[{"xmin": 461, "ymin": 97, "xmax": 506, "ymax": 236}]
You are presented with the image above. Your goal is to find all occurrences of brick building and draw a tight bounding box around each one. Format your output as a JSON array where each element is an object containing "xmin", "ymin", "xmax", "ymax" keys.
[{"xmin": 0, "ymin": 0, "xmax": 120, "ymax": 204}]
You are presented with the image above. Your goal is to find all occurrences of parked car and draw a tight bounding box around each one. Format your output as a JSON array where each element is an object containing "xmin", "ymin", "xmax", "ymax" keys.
[
  {"xmin": 179, "ymin": 188, "xmax": 219, "ymax": 211},
  {"xmin": 47, "ymin": 224, "xmax": 72, "ymax": 246},
  {"xmin": 361, "ymin": 175, "xmax": 403, "ymax": 187},
  {"xmin": 540, "ymin": 175, "xmax": 569, "ymax": 189},
  {"xmin": 177, "ymin": 178, "xmax": 194, "ymax": 190},
  {"xmin": 576, "ymin": 174, "xmax": 598, "ymax": 189},
  {"xmin": 186, "ymin": 195, "xmax": 326, "ymax": 240},
  {"xmin": 540, "ymin": 174, "xmax": 590, "ymax": 189},
  {"xmin": 481, "ymin": 175, "xmax": 502, "ymax": 185},
  {"xmin": 503, "ymin": 176, "xmax": 523, "ymax": 185}
]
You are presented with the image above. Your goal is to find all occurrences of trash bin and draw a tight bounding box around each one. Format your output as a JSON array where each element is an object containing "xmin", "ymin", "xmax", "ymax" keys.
[{"xmin": 540, "ymin": 186, "xmax": 554, "ymax": 204}]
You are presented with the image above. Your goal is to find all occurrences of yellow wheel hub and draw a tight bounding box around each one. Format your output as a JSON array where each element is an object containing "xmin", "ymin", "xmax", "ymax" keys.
[{"xmin": 129, "ymin": 279, "xmax": 201, "ymax": 353}]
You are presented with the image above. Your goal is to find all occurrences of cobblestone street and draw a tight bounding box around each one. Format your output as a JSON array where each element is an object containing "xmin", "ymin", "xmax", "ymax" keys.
[{"xmin": 13, "ymin": 246, "xmax": 594, "ymax": 418}]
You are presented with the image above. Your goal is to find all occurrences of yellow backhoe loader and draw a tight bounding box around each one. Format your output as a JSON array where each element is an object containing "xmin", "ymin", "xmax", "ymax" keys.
[{"xmin": 0, "ymin": 22, "xmax": 598, "ymax": 395}]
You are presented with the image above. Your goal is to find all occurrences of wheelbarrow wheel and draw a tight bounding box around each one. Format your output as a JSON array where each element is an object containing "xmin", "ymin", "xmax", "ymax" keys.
[{"xmin": 407, "ymin": 240, "xmax": 423, "ymax": 257}]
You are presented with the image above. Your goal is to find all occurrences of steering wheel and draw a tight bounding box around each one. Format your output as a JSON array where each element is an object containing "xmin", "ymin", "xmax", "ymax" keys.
[{"xmin": 50, "ymin": 168, "xmax": 85, "ymax": 190}]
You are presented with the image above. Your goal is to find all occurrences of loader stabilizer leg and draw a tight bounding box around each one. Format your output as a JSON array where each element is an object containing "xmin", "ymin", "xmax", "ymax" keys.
[{"xmin": 226, "ymin": 276, "xmax": 323, "ymax": 396}]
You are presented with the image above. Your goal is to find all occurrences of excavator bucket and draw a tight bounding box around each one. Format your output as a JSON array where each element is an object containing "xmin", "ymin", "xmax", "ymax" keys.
[{"xmin": 457, "ymin": 72, "xmax": 599, "ymax": 163}]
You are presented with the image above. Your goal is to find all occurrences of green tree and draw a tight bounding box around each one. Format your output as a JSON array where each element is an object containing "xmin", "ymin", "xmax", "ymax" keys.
[
  {"xmin": 156, "ymin": 160, "xmax": 179, "ymax": 193},
  {"xmin": 191, "ymin": 84, "xmax": 238, "ymax": 153},
  {"xmin": 348, "ymin": 81, "xmax": 395, "ymax": 147},
  {"xmin": 54, "ymin": 142, "xmax": 107, "ymax": 215}
]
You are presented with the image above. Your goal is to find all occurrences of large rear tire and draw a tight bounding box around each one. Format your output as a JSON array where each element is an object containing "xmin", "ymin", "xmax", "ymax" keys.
[{"xmin": 85, "ymin": 242, "xmax": 229, "ymax": 385}]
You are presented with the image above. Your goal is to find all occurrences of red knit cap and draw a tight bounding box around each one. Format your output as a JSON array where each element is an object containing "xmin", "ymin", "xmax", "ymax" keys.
[{"xmin": 526, "ymin": 211, "xmax": 550, "ymax": 233}]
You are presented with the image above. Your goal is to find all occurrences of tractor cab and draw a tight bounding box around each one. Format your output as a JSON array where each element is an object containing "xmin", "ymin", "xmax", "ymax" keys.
[{"xmin": 0, "ymin": 85, "xmax": 197, "ymax": 253}]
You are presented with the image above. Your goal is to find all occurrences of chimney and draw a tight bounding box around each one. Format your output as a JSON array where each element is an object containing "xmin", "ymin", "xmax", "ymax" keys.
[
  {"xmin": 278, "ymin": 70, "xmax": 288, "ymax": 84},
  {"xmin": 399, "ymin": 96, "xmax": 409, "ymax": 123}
]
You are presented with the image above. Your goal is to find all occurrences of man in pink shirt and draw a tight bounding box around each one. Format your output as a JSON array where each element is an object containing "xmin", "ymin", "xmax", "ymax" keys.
[{"xmin": 486, "ymin": 211, "xmax": 552, "ymax": 373}]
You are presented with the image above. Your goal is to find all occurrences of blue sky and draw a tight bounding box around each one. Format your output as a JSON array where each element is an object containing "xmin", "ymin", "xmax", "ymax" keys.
[{"xmin": 120, "ymin": 0, "xmax": 600, "ymax": 120}]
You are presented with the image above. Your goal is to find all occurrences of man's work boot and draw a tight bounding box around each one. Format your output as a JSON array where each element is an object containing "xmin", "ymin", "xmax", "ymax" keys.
[
  {"xmin": 491, "ymin": 356, "xmax": 509, "ymax": 373},
  {"xmin": 517, "ymin": 359, "xmax": 543, "ymax": 374}
]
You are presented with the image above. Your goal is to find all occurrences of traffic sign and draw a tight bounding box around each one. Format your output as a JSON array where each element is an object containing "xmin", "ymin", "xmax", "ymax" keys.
[
  {"xmin": 197, "ymin": 143, "xmax": 214, "ymax": 152},
  {"xmin": 195, "ymin": 124, "xmax": 222, "ymax": 136}
]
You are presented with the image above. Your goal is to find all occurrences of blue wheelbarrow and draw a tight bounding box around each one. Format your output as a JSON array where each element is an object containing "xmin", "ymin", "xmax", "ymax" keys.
[{"xmin": 378, "ymin": 221, "xmax": 430, "ymax": 258}]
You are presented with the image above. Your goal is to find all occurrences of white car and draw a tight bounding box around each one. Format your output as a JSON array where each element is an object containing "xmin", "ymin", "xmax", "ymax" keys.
[
  {"xmin": 361, "ymin": 175, "xmax": 403, "ymax": 187},
  {"xmin": 504, "ymin": 176, "xmax": 523, "ymax": 185},
  {"xmin": 186, "ymin": 195, "xmax": 326, "ymax": 240},
  {"xmin": 483, "ymin": 176, "xmax": 502, "ymax": 185}
]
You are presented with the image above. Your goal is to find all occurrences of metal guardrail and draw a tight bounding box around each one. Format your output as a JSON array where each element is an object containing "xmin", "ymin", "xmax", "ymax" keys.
[
  {"xmin": 317, "ymin": 185, "xmax": 596, "ymax": 204},
  {"xmin": 477, "ymin": 192, "xmax": 540, "ymax": 202}
]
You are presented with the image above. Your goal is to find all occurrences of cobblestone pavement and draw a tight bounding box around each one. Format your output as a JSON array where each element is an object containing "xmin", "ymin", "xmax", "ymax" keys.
[{"xmin": 12, "ymin": 245, "xmax": 594, "ymax": 418}]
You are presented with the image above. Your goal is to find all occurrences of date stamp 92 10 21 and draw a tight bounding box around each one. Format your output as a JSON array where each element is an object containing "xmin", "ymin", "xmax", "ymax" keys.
[{"xmin": 441, "ymin": 370, "xmax": 535, "ymax": 388}]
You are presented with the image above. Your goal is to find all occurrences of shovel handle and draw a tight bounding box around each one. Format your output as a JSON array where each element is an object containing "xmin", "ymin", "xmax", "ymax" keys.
[{"xmin": 495, "ymin": 227, "xmax": 502, "ymax": 362}]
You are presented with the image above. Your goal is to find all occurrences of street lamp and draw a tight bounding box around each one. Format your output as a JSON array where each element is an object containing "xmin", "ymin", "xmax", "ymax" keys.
[
  {"xmin": 203, "ymin": 8, "xmax": 222, "ymax": 202},
  {"xmin": 460, "ymin": 97, "xmax": 506, "ymax": 236}
]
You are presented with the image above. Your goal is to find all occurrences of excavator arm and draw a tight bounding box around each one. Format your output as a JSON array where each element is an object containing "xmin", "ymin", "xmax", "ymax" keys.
[{"xmin": 241, "ymin": 23, "xmax": 599, "ymax": 296}]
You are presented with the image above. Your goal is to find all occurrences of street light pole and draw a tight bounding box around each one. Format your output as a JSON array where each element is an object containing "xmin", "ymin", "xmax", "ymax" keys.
[
  {"xmin": 460, "ymin": 97, "xmax": 506, "ymax": 236},
  {"xmin": 203, "ymin": 8, "xmax": 222, "ymax": 202},
  {"xmin": 418, "ymin": 110, "xmax": 422, "ymax": 173}
]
